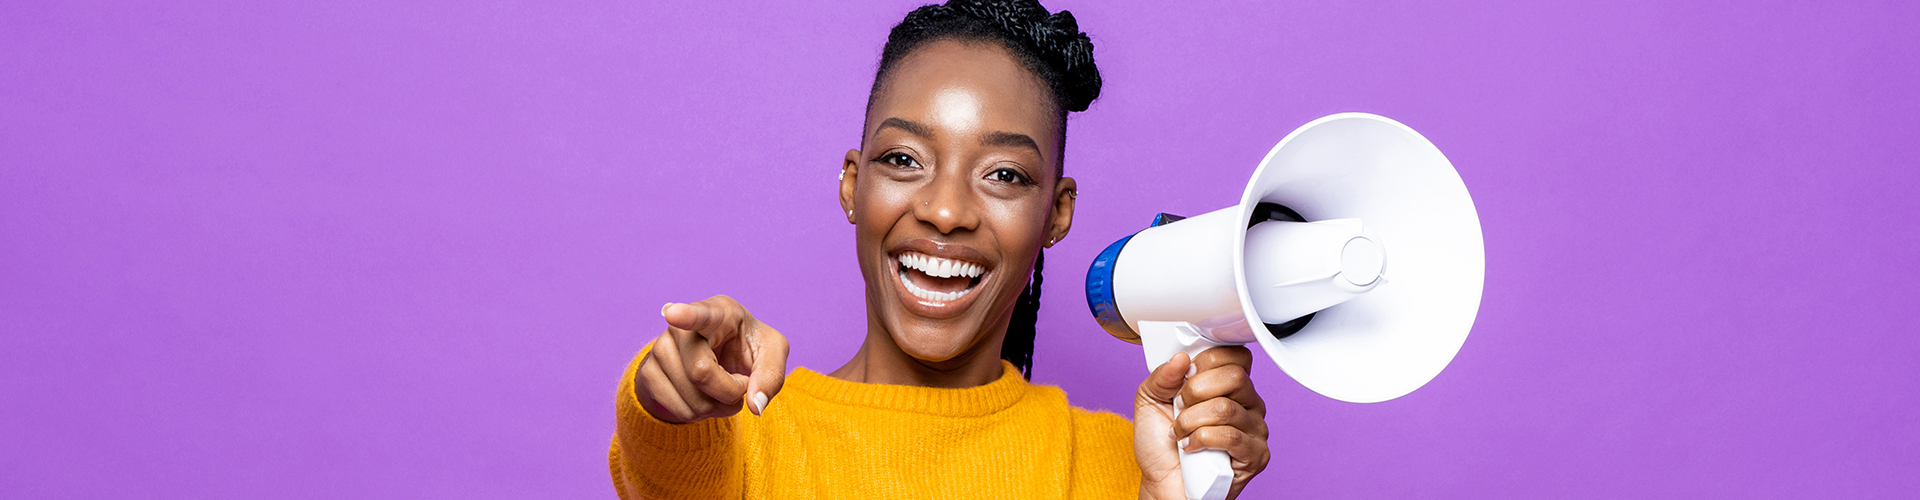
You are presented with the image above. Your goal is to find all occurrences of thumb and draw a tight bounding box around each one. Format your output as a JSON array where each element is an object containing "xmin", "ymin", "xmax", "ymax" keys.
[
  {"xmin": 1139, "ymin": 351, "xmax": 1191, "ymax": 407},
  {"xmin": 742, "ymin": 323, "xmax": 791, "ymax": 416}
]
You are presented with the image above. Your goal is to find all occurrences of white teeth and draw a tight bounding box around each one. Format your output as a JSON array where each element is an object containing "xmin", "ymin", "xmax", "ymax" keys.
[
  {"xmin": 900, "ymin": 272, "xmax": 970, "ymax": 302},
  {"xmin": 894, "ymin": 251, "xmax": 986, "ymax": 303},
  {"xmin": 895, "ymin": 251, "xmax": 984, "ymax": 278}
]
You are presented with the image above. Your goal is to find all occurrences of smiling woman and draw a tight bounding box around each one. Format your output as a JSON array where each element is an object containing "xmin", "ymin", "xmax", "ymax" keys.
[
  {"xmin": 836, "ymin": 38, "xmax": 1072, "ymax": 388},
  {"xmin": 610, "ymin": 1, "xmax": 1269, "ymax": 499}
]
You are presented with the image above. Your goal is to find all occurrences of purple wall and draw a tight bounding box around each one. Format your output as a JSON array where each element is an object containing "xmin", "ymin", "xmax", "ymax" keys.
[{"xmin": 3, "ymin": 1, "xmax": 1914, "ymax": 498}]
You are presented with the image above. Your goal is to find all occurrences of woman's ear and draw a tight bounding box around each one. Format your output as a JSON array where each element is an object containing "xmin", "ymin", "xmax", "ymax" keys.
[
  {"xmin": 840, "ymin": 149, "xmax": 860, "ymax": 224},
  {"xmin": 1046, "ymin": 177, "xmax": 1076, "ymax": 247}
]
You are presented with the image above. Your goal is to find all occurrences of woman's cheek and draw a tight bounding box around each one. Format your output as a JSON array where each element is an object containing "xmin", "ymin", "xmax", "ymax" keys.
[{"xmin": 987, "ymin": 198, "xmax": 1049, "ymax": 246}]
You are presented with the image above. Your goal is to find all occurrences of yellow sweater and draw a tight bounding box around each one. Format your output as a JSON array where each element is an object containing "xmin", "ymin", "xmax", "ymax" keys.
[{"xmin": 610, "ymin": 348, "xmax": 1141, "ymax": 499}]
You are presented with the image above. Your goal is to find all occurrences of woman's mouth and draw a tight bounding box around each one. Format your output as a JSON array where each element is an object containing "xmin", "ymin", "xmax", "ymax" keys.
[{"xmin": 894, "ymin": 251, "xmax": 987, "ymax": 304}]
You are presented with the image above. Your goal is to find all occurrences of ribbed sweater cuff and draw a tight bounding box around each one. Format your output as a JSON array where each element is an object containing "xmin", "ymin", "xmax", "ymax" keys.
[{"xmin": 612, "ymin": 343, "xmax": 743, "ymax": 500}]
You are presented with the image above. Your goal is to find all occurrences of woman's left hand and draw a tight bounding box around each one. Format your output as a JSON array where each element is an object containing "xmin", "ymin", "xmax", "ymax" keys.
[{"xmin": 1133, "ymin": 347, "xmax": 1271, "ymax": 500}]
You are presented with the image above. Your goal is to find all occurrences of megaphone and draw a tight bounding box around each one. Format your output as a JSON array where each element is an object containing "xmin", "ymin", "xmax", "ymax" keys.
[{"xmin": 1084, "ymin": 113, "xmax": 1485, "ymax": 500}]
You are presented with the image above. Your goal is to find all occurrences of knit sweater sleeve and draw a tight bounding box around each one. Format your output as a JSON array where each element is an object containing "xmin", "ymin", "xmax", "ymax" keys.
[
  {"xmin": 610, "ymin": 344, "xmax": 744, "ymax": 500},
  {"xmin": 1069, "ymin": 407, "xmax": 1142, "ymax": 498}
]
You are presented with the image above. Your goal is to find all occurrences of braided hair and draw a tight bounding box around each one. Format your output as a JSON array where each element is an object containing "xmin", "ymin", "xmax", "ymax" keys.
[{"xmin": 868, "ymin": 0, "xmax": 1102, "ymax": 379}]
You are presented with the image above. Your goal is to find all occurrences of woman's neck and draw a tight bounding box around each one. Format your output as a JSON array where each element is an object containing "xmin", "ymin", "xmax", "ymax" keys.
[{"xmin": 828, "ymin": 317, "xmax": 1007, "ymax": 389}]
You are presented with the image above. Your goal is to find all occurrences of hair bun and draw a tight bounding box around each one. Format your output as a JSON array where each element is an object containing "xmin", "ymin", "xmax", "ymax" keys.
[{"xmin": 1039, "ymin": 10, "xmax": 1100, "ymax": 112}]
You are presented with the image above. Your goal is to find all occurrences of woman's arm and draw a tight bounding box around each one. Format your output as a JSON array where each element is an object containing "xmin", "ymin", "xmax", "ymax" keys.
[
  {"xmin": 611, "ymin": 345, "xmax": 743, "ymax": 500},
  {"xmin": 610, "ymin": 296, "xmax": 791, "ymax": 500}
]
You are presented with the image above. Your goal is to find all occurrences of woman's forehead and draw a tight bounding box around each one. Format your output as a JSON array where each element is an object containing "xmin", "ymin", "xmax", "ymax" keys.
[{"xmin": 865, "ymin": 40, "xmax": 1061, "ymax": 152}]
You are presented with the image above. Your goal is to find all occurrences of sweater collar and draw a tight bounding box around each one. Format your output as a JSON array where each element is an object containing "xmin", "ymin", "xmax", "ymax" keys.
[{"xmin": 786, "ymin": 361, "xmax": 1030, "ymax": 417}]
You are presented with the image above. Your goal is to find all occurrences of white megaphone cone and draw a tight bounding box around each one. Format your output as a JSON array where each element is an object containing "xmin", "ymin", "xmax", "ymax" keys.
[{"xmin": 1085, "ymin": 113, "xmax": 1486, "ymax": 500}]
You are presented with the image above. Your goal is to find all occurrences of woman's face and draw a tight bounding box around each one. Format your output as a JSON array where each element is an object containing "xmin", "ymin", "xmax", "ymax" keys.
[{"xmin": 839, "ymin": 40, "xmax": 1076, "ymax": 366}]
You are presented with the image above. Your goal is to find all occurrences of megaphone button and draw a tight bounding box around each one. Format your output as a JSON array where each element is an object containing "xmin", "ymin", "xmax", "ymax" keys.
[{"xmin": 1340, "ymin": 236, "xmax": 1385, "ymax": 286}]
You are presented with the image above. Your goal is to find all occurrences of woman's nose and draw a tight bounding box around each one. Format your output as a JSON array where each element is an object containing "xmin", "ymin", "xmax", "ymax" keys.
[{"xmin": 916, "ymin": 172, "xmax": 979, "ymax": 234}]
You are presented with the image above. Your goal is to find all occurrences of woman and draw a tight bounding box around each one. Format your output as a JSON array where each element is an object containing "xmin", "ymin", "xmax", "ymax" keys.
[{"xmin": 611, "ymin": 2, "xmax": 1271, "ymax": 498}]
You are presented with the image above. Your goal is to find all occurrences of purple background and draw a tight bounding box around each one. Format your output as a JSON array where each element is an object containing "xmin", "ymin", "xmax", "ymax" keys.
[{"xmin": 3, "ymin": 1, "xmax": 1915, "ymax": 498}]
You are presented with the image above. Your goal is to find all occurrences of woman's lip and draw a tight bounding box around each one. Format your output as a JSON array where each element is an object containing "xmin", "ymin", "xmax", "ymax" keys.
[
  {"xmin": 887, "ymin": 239, "xmax": 993, "ymax": 270},
  {"xmin": 895, "ymin": 251, "xmax": 987, "ymax": 280}
]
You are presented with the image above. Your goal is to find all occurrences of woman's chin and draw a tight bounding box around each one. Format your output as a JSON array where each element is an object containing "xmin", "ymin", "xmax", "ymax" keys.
[{"xmin": 889, "ymin": 325, "xmax": 982, "ymax": 365}]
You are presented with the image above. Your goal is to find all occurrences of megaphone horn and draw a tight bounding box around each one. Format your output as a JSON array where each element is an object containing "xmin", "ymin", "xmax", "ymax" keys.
[{"xmin": 1085, "ymin": 113, "xmax": 1486, "ymax": 500}]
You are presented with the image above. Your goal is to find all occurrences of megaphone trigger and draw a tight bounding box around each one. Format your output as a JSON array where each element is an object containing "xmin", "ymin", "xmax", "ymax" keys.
[{"xmin": 1137, "ymin": 321, "xmax": 1230, "ymax": 374}]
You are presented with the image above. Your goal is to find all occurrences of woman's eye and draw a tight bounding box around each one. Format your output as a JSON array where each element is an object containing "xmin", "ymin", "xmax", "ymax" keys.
[
  {"xmin": 989, "ymin": 168, "xmax": 1032, "ymax": 185},
  {"xmin": 882, "ymin": 153, "xmax": 919, "ymax": 168}
]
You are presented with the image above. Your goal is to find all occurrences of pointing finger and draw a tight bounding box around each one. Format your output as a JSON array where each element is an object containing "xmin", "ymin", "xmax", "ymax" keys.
[{"xmin": 662, "ymin": 295, "xmax": 749, "ymax": 344}]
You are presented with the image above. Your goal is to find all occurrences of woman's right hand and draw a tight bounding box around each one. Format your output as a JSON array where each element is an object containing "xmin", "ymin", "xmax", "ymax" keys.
[{"xmin": 636, "ymin": 295, "xmax": 791, "ymax": 423}]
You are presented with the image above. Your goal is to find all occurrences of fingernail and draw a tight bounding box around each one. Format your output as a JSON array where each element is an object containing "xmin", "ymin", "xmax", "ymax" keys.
[
  {"xmin": 751, "ymin": 391, "xmax": 769, "ymax": 415},
  {"xmin": 1187, "ymin": 364, "xmax": 1197, "ymax": 378},
  {"xmin": 661, "ymin": 303, "xmax": 675, "ymax": 317},
  {"xmin": 1167, "ymin": 427, "xmax": 1175, "ymax": 439},
  {"xmin": 1173, "ymin": 395, "xmax": 1185, "ymax": 412},
  {"xmin": 1178, "ymin": 437, "xmax": 1190, "ymax": 450}
]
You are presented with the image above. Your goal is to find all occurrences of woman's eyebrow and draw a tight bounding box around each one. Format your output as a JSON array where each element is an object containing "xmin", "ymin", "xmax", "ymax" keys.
[
  {"xmin": 873, "ymin": 117, "xmax": 1041, "ymax": 158},
  {"xmin": 873, "ymin": 117, "xmax": 933, "ymax": 140},
  {"xmin": 982, "ymin": 131, "xmax": 1042, "ymax": 158}
]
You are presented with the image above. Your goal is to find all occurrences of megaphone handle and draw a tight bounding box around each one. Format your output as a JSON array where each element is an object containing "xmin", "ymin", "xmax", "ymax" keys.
[
  {"xmin": 1177, "ymin": 447, "xmax": 1234, "ymax": 500},
  {"xmin": 1137, "ymin": 321, "xmax": 1238, "ymax": 500}
]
